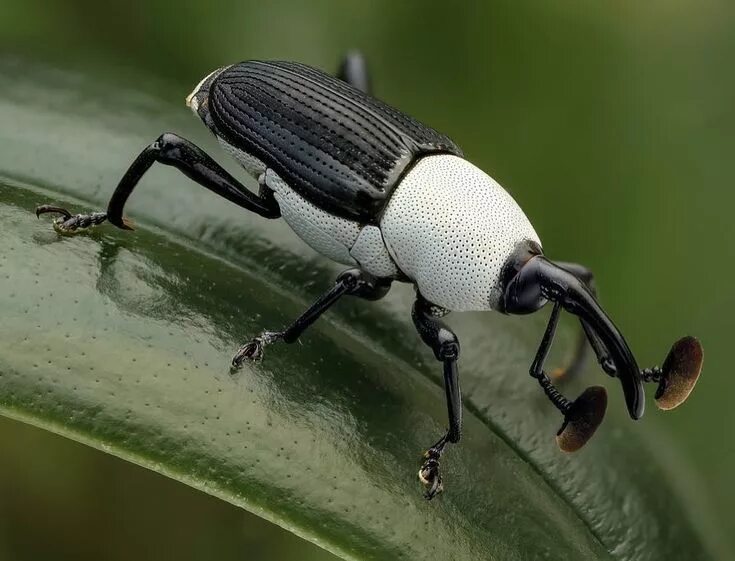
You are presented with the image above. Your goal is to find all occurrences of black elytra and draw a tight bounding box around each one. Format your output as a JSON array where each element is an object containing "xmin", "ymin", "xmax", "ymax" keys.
[
  {"xmin": 206, "ymin": 61, "xmax": 463, "ymax": 222},
  {"xmin": 34, "ymin": 52, "xmax": 703, "ymax": 501}
]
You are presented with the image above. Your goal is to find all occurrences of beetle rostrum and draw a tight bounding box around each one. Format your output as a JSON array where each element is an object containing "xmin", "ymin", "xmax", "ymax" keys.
[{"xmin": 35, "ymin": 52, "xmax": 704, "ymax": 500}]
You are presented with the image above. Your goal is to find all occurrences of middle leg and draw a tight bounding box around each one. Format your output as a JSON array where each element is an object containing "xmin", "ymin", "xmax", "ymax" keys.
[
  {"xmin": 412, "ymin": 294, "xmax": 462, "ymax": 500},
  {"xmin": 231, "ymin": 268, "xmax": 391, "ymax": 366}
]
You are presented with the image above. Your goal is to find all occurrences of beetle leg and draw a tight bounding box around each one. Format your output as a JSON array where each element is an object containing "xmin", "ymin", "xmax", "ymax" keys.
[
  {"xmin": 337, "ymin": 50, "xmax": 371, "ymax": 94},
  {"xmin": 505, "ymin": 255, "xmax": 646, "ymax": 419},
  {"xmin": 231, "ymin": 268, "xmax": 391, "ymax": 367},
  {"xmin": 35, "ymin": 132, "xmax": 280, "ymax": 233},
  {"xmin": 529, "ymin": 259, "xmax": 702, "ymax": 410},
  {"xmin": 35, "ymin": 205, "xmax": 108, "ymax": 234},
  {"xmin": 412, "ymin": 294, "xmax": 461, "ymax": 500},
  {"xmin": 549, "ymin": 262, "xmax": 616, "ymax": 380},
  {"xmin": 530, "ymin": 302, "xmax": 608, "ymax": 452}
]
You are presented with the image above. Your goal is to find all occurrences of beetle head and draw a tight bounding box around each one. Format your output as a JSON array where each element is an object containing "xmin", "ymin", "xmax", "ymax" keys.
[{"xmin": 186, "ymin": 66, "xmax": 230, "ymax": 120}]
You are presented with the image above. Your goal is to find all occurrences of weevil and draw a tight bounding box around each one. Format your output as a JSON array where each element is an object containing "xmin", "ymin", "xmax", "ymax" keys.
[{"xmin": 36, "ymin": 52, "xmax": 703, "ymax": 499}]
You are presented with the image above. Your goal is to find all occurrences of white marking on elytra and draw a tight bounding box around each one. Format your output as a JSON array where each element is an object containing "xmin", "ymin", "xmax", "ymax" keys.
[
  {"xmin": 186, "ymin": 66, "xmax": 230, "ymax": 112},
  {"xmin": 265, "ymin": 169, "xmax": 361, "ymax": 266}
]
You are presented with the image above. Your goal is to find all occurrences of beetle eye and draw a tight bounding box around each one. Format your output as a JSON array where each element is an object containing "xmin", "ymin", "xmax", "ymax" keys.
[{"xmin": 501, "ymin": 254, "xmax": 548, "ymax": 315}]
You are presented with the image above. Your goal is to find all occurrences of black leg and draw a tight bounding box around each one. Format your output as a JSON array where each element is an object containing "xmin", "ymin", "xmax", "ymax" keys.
[
  {"xmin": 552, "ymin": 261, "xmax": 616, "ymax": 379},
  {"xmin": 35, "ymin": 205, "xmax": 108, "ymax": 233},
  {"xmin": 231, "ymin": 268, "xmax": 391, "ymax": 366},
  {"xmin": 36, "ymin": 132, "xmax": 280, "ymax": 233},
  {"xmin": 551, "ymin": 261, "xmax": 703, "ymax": 410},
  {"xmin": 337, "ymin": 51, "xmax": 371, "ymax": 94},
  {"xmin": 530, "ymin": 302, "xmax": 568, "ymax": 409},
  {"xmin": 505, "ymin": 255, "xmax": 645, "ymax": 419},
  {"xmin": 506, "ymin": 256, "xmax": 703, "ymax": 421},
  {"xmin": 412, "ymin": 294, "xmax": 461, "ymax": 500},
  {"xmin": 530, "ymin": 302, "xmax": 608, "ymax": 452}
]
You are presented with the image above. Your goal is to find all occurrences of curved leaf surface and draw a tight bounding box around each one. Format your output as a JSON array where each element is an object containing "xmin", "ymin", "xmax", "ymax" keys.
[{"xmin": 0, "ymin": 58, "xmax": 725, "ymax": 561}]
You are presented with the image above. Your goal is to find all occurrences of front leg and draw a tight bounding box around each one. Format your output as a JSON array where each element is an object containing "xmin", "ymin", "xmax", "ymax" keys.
[
  {"xmin": 232, "ymin": 269, "xmax": 391, "ymax": 366},
  {"xmin": 551, "ymin": 261, "xmax": 702, "ymax": 411},
  {"xmin": 412, "ymin": 295, "xmax": 462, "ymax": 500},
  {"xmin": 36, "ymin": 132, "xmax": 280, "ymax": 233},
  {"xmin": 549, "ymin": 261, "xmax": 616, "ymax": 380}
]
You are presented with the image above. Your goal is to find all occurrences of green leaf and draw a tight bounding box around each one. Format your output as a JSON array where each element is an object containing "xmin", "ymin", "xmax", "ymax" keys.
[{"xmin": 0, "ymin": 58, "xmax": 725, "ymax": 561}]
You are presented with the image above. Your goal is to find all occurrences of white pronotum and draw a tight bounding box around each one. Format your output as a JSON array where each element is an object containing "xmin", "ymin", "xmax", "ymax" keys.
[
  {"xmin": 185, "ymin": 66, "xmax": 230, "ymax": 111},
  {"xmin": 380, "ymin": 154, "xmax": 541, "ymax": 311}
]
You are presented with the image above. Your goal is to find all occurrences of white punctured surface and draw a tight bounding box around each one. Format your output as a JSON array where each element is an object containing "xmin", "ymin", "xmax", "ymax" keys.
[
  {"xmin": 265, "ymin": 169, "xmax": 360, "ymax": 266},
  {"xmin": 218, "ymin": 138, "xmax": 267, "ymax": 179},
  {"xmin": 381, "ymin": 154, "xmax": 541, "ymax": 311},
  {"xmin": 350, "ymin": 225, "xmax": 399, "ymax": 278},
  {"xmin": 215, "ymin": 134, "xmax": 399, "ymax": 276}
]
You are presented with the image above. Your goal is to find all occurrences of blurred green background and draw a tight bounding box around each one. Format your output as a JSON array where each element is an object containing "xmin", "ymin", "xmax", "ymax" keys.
[{"xmin": 0, "ymin": 0, "xmax": 733, "ymax": 559}]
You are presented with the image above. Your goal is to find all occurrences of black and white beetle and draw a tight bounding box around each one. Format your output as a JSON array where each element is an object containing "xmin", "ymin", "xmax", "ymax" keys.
[{"xmin": 36, "ymin": 53, "xmax": 703, "ymax": 499}]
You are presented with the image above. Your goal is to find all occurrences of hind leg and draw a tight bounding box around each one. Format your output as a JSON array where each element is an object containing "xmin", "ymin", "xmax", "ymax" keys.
[
  {"xmin": 36, "ymin": 132, "xmax": 280, "ymax": 233},
  {"xmin": 412, "ymin": 294, "xmax": 462, "ymax": 500}
]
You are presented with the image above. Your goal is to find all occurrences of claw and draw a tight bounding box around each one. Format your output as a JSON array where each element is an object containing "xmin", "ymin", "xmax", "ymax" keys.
[
  {"xmin": 418, "ymin": 449, "xmax": 444, "ymax": 500},
  {"xmin": 231, "ymin": 338, "xmax": 265, "ymax": 367},
  {"xmin": 36, "ymin": 205, "xmax": 72, "ymax": 220}
]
